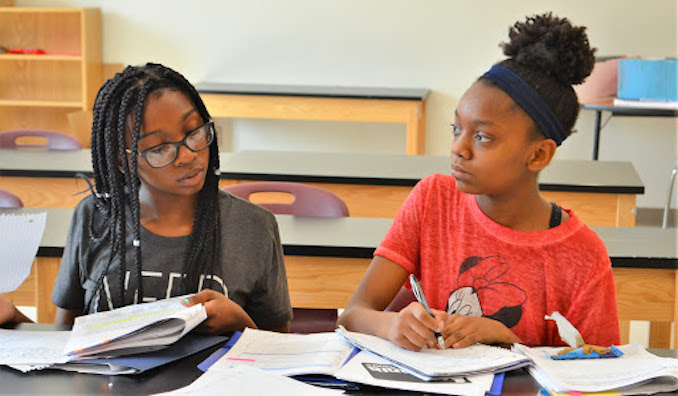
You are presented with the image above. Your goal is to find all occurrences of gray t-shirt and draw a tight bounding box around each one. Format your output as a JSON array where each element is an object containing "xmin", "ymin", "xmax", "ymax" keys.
[{"xmin": 51, "ymin": 190, "xmax": 293, "ymax": 330}]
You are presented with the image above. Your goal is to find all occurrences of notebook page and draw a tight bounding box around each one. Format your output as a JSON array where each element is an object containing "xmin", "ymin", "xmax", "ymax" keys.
[
  {"xmin": 154, "ymin": 364, "xmax": 342, "ymax": 395},
  {"xmin": 338, "ymin": 326, "xmax": 529, "ymax": 378},
  {"xmin": 64, "ymin": 298, "xmax": 207, "ymax": 356},
  {"xmin": 515, "ymin": 344, "xmax": 678, "ymax": 393},
  {"xmin": 0, "ymin": 212, "xmax": 47, "ymax": 293},
  {"xmin": 0, "ymin": 329, "xmax": 71, "ymax": 366},
  {"xmin": 215, "ymin": 327, "xmax": 354, "ymax": 376}
]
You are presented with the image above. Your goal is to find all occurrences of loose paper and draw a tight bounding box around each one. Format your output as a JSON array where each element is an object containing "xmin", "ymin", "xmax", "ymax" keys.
[{"xmin": 0, "ymin": 212, "xmax": 47, "ymax": 293}]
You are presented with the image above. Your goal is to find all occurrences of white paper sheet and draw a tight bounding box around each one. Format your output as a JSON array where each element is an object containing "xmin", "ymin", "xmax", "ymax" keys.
[
  {"xmin": 0, "ymin": 329, "xmax": 71, "ymax": 366},
  {"xmin": 335, "ymin": 350, "xmax": 492, "ymax": 396},
  {"xmin": 214, "ymin": 327, "xmax": 354, "ymax": 376},
  {"xmin": 64, "ymin": 297, "xmax": 206, "ymax": 357},
  {"xmin": 153, "ymin": 364, "xmax": 343, "ymax": 395},
  {"xmin": 0, "ymin": 212, "xmax": 47, "ymax": 293},
  {"xmin": 515, "ymin": 343, "xmax": 678, "ymax": 393}
]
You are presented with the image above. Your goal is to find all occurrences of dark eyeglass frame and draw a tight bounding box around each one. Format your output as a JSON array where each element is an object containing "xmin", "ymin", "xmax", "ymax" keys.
[{"xmin": 126, "ymin": 121, "xmax": 215, "ymax": 168}]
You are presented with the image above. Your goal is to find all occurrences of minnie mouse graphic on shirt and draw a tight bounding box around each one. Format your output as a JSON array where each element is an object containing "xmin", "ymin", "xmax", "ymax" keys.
[{"xmin": 446, "ymin": 255, "xmax": 527, "ymax": 328}]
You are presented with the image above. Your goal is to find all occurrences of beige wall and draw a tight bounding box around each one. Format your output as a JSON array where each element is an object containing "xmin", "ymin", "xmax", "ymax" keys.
[{"xmin": 16, "ymin": 0, "xmax": 678, "ymax": 208}]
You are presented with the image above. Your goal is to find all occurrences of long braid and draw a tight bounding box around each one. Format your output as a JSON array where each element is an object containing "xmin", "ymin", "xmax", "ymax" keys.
[
  {"xmin": 126, "ymin": 83, "xmax": 149, "ymax": 304},
  {"xmin": 84, "ymin": 63, "xmax": 223, "ymax": 313},
  {"xmin": 156, "ymin": 67, "xmax": 221, "ymax": 293}
]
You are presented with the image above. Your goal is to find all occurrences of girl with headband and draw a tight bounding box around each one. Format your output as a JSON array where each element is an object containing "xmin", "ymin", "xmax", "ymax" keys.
[{"xmin": 339, "ymin": 13, "xmax": 620, "ymax": 350}]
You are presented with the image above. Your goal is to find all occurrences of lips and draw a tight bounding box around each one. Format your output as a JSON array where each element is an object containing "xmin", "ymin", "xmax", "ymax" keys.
[
  {"xmin": 178, "ymin": 168, "xmax": 203, "ymax": 182},
  {"xmin": 450, "ymin": 163, "xmax": 472, "ymax": 181},
  {"xmin": 451, "ymin": 163, "xmax": 470, "ymax": 175}
]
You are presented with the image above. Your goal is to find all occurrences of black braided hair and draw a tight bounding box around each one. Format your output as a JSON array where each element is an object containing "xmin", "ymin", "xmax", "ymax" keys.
[
  {"xmin": 85, "ymin": 63, "xmax": 222, "ymax": 312},
  {"xmin": 480, "ymin": 12, "xmax": 596, "ymax": 141}
]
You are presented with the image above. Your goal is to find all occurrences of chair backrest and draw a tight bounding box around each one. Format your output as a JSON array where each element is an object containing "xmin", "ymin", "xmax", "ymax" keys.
[
  {"xmin": 223, "ymin": 182, "xmax": 349, "ymax": 218},
  {"xmin": 385, "ymin": 286, "xmax": 417, "ymax": 312},
  {"xmin": 0, "ymin": 189, "xmax": 24, "ymax": 208},
  {"xmin": 0, "ymin": 129, "xmax": 83, "ymax": 150}
]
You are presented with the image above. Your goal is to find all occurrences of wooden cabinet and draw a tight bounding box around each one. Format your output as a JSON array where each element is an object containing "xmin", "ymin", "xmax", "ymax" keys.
[{"xmin": 0, "ymin": 7, "xmax": 101, "ymax": 146}]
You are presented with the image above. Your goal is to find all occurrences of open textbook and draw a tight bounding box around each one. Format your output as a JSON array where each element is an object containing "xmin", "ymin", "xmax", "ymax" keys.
[
  {"xmin": 202, "ymin": 328, "xmax": 497, "ymax": 396},
  {"xmin": 64, "ymin": 297, "xmax": 207, "ymax": 358},
  {"xmin": 337, "ymin": 326, "xmax": 530, "ymax": 380},
  {"xmin": 515, "ymin": 343, "xmax": 678, "ymax": 395}
]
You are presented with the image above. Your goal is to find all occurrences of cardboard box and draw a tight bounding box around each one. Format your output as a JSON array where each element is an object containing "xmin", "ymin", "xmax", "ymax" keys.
[{"xmin": 617, "ymin": 59, "xmax": 677, "ymax": 102}]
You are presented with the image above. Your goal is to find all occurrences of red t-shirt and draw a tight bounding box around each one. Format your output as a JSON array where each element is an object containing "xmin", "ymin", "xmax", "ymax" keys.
[{"xmin": 375, "ymin": 174, "xmax": 620, "ymax": 346}]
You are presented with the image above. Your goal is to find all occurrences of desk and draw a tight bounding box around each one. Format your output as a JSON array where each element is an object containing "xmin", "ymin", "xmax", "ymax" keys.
[
  {"xmin": 195, "ymin": 83, "xmax": 429, "ymax": 155},
  {"xmin": 0, "ymin": 149, "xmax": 644, "ymax": 226},
  {"xmin": 2, "ymin": 208, "xmax": 676, "ymax": 348},
  {"xmin": 581, "ymin": 102, "xmax": 678, "ymax": 160},
  {"xmin": 0, "ymin": 324, "xmax": 676, "ymax": 395}
]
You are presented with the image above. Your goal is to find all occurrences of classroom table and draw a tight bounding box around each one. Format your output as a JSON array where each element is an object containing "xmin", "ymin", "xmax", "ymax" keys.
[
  {"xmin": 580, "ymin": 101, "xmax": 678, "ymax": 160},
  {"xmin": 2, "ymin": 208, "xmax": 676, "ymax": 348},
  {"xmin": 0, "ymin": 149, "xmax": 644, "ymax": 226},
  {"xmin": 195, "ymin": 83, "xmax": 429, "ymax": 155},
  {"xmin": 0, "ymin": 324, "xmax": 676, "ymax": 395}
]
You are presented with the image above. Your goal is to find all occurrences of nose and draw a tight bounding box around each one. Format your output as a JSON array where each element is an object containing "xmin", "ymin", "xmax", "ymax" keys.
[
  {"xmin": 173, "ymin": 143, "xmax": 198, "ymax": 166},
  {"xmin": 451, "ymin": 132, "xmax": 472, "ymax": 160}
]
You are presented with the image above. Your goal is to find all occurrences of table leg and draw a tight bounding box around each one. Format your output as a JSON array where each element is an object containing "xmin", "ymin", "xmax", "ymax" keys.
[{"xmin": 593, "ymin": 110, "xmax": 602, "ymax": 160}]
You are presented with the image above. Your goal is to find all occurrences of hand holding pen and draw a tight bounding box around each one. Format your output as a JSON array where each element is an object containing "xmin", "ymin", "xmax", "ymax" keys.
[{"xmin": 409, "ymin": 274, "xmax": 446, "ymax": 349}]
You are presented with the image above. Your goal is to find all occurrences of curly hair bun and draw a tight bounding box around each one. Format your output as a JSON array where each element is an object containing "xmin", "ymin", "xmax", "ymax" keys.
[{"xmin": 501, "ymin": 12, "xmax": 596, "ymax": 86}]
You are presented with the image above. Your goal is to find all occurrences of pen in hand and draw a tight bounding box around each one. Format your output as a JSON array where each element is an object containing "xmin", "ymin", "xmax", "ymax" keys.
[{"xmin": 409, "ymin": 274, "xmax": 445, "ymax": 349}]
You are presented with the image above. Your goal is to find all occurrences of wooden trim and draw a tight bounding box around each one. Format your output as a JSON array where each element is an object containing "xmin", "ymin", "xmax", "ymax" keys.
[
  {"xmin": 200, "ymin": 93, "xmax": 426, "ymax": 155},
  {"xmin": 35, "ymin": 257, "xmax": 60, "ymax": 323},
  {"xmin": 284, "ymin": 255, "xmax": 370, "ymax": 309},
  {"xmin": 616, "ymin": 193, "xmax": 637, "ymax": 227}
]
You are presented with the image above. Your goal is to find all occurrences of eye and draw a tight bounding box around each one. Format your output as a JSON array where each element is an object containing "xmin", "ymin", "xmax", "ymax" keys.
[
  {"xmin": 474, "ymin": 132, "xmax": 492, "ymax": 143},
  {"xmin": 148, "ymin": 144, "xmax": 172, "ymax": 155},
  {"xmin": 451, "ymin": 123, "xmax": 462, "ymax": 137}
]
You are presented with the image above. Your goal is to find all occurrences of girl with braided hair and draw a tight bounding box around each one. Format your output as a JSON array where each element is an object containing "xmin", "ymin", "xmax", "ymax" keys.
[
  {"xmin": 339, "ymin": 13, "xmax": 620, "ymax": 349},
  {"xmin": 1, "ymin": 63, "xmax": 292, "ymax": 333}
]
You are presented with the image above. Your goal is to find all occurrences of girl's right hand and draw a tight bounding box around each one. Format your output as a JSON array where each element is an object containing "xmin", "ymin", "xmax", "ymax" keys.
[
  {"xmin": 387, "ymin": 302, "xmax": 447, "ymax": 351},
  {"xmin": 181, "ymin": 289, "xmax": 257, "ymax": 335}
]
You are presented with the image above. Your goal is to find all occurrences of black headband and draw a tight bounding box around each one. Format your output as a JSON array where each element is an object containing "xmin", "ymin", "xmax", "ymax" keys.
[{"xmin": 483, "ymin": 65, "xmax": 568, "ymax": 146}]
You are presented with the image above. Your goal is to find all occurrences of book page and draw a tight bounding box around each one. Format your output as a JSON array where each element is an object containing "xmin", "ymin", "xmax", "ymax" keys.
[
  {"xmin": 65, "ymin": 297, "xmax": 206, "ymax": 357},
  {"xmin": 0, "ymin": 329, "xmax": 71, "ymax": 366},
  {"xmin": 515, "ymin": 344, "xmax": 678, "ymax": 393},
  {"xmin": 338, "ymin": 326, "xmax": 529, "ymax": 378},
  {"xmin": 214, "ymin": 328, "xmax": 354, "ymax": 376},
  {"xmin": 0, "ymin": 212, "xmax": 47, "ymax": 293}
]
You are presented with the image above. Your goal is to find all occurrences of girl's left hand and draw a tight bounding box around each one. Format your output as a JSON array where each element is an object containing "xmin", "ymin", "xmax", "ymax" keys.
[
  {"xmin": 181, "ymin": 289, "xmax": 257, "ymax": 334},
  {"xmin": 441, "ymin": 314, "xmax": 521, "ymax": 348}
]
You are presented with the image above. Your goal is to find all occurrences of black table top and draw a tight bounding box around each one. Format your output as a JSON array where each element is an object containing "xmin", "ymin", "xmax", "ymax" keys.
[
  {"xmin": 1, "ymin": 324, "xmax": 676, "ymax": 395},
  {"xmin": 581, "ymin": 102, "xmax": 678, "ymax": 117},
  {"xmin": 194, "ymin": 82, "xmax": 430, "ymax": 101},
  {"xmin": 0, "ymin": 149, "xmax": 645, "ymax": 194},
  {"xmin": 2, "ymin": 208, "xmax": 675, "ymax": 269}
]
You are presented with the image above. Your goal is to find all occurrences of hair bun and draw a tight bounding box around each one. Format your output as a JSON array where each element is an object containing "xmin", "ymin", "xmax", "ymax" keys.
[{"xmin": 501, "ymin": 13, "xmax": 596, "ymax": 85}]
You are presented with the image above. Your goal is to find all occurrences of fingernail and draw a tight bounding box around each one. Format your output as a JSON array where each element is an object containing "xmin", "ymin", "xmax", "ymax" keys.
[{"xmin": 183, "ymin": 298, "xmax": 190, "ymax": 304}]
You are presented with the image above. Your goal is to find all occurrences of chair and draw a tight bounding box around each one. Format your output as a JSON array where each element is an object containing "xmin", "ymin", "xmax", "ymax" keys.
[
  {"xmin": 0, "ymin": 129, "xmax": 83, "ymax": 150},
  {"xmin": 223, "ymin": 181, "xmax": 349, "ymax": 217},
  {"xmin": 223, "ymin": 181, "xmax": 349, "ymax": 333},
  {"xmin": 385, "ymin": 286, "xmax": 416, "ymax": 312},
  {"xmin": 0, "ymin": 189, "xmax": 24, "ymax": 208}
]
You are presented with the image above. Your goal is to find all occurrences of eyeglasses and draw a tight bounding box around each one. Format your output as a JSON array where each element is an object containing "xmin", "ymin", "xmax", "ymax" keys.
[{"xmin": 127, "ymin": 121, "xmax": 215, "ymax": 168}]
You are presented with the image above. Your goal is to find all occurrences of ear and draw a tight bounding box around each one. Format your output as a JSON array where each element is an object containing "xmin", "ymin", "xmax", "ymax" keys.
[{"xmin": 527, "ymin": 139, "xmax": 557, "ymax": 172}]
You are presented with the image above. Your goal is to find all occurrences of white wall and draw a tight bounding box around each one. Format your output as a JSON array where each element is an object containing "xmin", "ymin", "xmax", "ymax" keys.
[{"xmin": 18, "ymin": 0, "xmax": 678, "ymax": 208}]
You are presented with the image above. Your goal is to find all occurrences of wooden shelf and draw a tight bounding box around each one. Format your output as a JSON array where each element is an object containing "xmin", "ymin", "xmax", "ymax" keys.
[
  {"xmin": 0, "ymin": 54, "xmax": 82, "ymax": 61},
  {"xmin": 0, "ymin": 7, "xmax": 101, "ymax": 147},
  {"xmin": 0, "ymin": 99, "xmax": 83, "ymax": 108}
]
